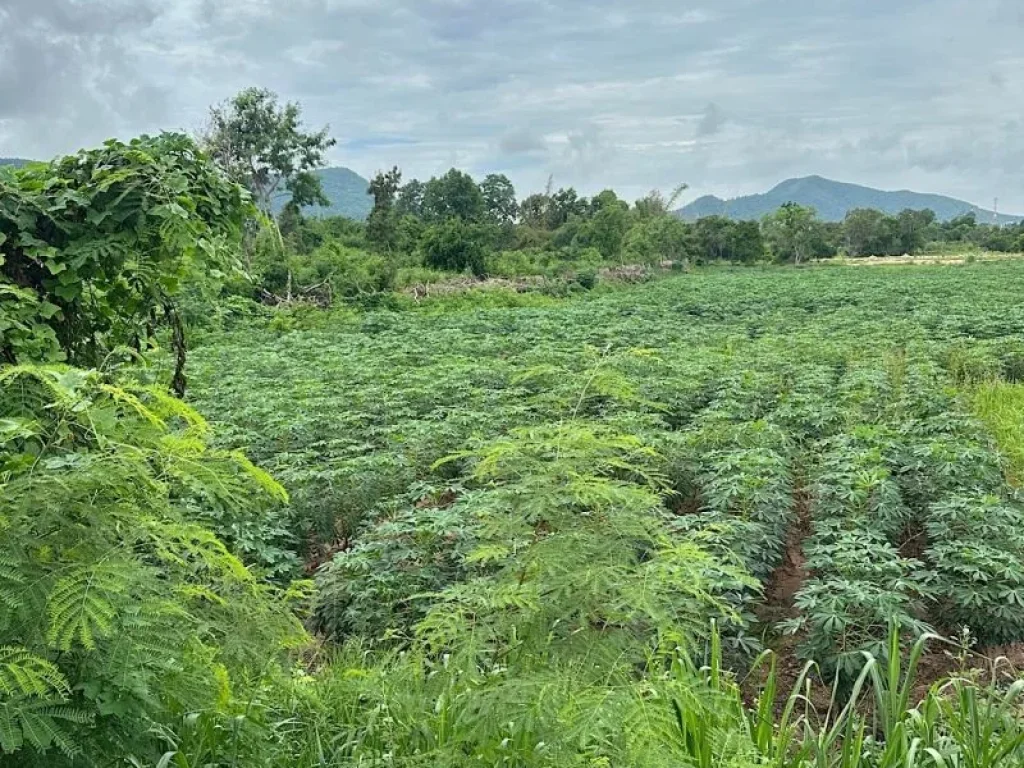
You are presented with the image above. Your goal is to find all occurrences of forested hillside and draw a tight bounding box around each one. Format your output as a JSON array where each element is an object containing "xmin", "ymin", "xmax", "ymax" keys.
[
  {"xmin": 679, "ymin": 175, "xmax": 1021, "ymax": 223},
  {"xmin": 271, "ymin": 166, "xmax": 373, "ymax": 220}
]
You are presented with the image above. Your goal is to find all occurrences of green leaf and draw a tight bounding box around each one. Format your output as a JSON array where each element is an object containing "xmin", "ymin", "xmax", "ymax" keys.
[{"xmin": 36, "ymin": 302, "xmax": 61, "ymax": 320}]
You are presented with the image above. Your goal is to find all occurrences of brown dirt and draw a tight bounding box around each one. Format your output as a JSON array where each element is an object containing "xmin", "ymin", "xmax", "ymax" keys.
[
  {"xmin": 747, "ymin": 483, "xmax": 1024, "ymax": 712},
  {"xmin": 909, "ymin": 642, "xmax": 1024, "ymax": 702},
  {"xmin": 897, "ymin": 521, "xmax": 928, "ymax": 561},
  {"xmin": 758, "ymin": 485, "xmax": 812, "ymax": 624},
  {"xmin": 415, "ymin": 487, "xmax": 458, "ymax": 510},
  {"xmin": 304, "ymin": 534, "xmax": 350, "ymax": 575}
]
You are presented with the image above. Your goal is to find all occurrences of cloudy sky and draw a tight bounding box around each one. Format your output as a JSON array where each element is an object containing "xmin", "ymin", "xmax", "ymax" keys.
[{"xmin": 2, "ymin": 0, "xmax": 1022, "ymax": 210}]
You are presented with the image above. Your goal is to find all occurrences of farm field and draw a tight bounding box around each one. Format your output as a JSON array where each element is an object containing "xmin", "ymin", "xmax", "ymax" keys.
[{"xmin": 191, "ymin": 260, "xmax": 1024, "ymax": 679}]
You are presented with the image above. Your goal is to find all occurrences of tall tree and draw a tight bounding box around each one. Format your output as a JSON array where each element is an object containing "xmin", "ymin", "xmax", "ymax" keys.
[
  {"xmin": 422, "ymin": 169, "xmax": 485, "ymax": 222},
  {"xmin": 624, "ymin": 216, "xmax": 695, "ymax": 264},
  {"xmin": 519, "ymin": 193, "xmax": 551, "ymax": 229},
  {"xmin": 843, "ymin": 208, "xmax": 889, "ymax": 257},
  {"xmin": 582, "ymin": 201, "xmax": 631, "ymax": 261},
  {"xmin": 633, "ymin": 184, "xmax": 688, "ymax": 219},
  {"xmin": 590, "ymin": 189, "xmax": 628, "ymax": 214},
  {"xmin": 729, "ymin": 220, "xmax": 766, "ymax": 263},
  {"xmin": 762, "ymin": 203, "xmax": 820, "ymax": 264},
  {"xmin": 395, "ymin": 179, "xmax": 426, "ymax": 217},
  {"xmin": 694, "ymin": 216, "xmax": 732, "ymax": 261},
  {"xmin": 896, "ymin": 208, "xmax": 935, "ymax": 254},
  {"xmin": 366, "ymin": 166, "xmax": 403, "ymax": 249},
  {"xmin": 548, "ymin": 187, "xmax": 589, "ymax": 228},
  {"xmin": 201, "ymin": 87, "xmax": 336, "ymax": 213},
  {"xmin": 481, "ymin": 174, "xmax": 519, "ymax": 224}
]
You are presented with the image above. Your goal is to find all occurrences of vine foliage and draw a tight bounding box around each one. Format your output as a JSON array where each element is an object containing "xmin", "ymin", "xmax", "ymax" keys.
[{"xmin": 0, "ymin": 134, "xmax": 251, "ymax": 393}]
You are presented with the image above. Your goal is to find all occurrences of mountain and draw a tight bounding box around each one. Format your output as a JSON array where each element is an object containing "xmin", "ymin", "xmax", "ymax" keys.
[
  {"xmin": 271, "ymin": 167, "xmax": 372, "ymax": 221},
  {"xmin": 677, "ymin": 176, "xmax": 1021, "ymax": 224},
  {"xmin": 0, "ymin": 158, "xmax": 31, "ymax": 168}
]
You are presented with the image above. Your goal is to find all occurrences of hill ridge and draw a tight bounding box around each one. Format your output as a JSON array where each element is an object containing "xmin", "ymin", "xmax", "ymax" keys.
[
  {"xmin": 677, "ymin": 175, "xmax": 1021, "ymax": 224},
  {"xmin": 271, "ymin": 166, "xmax": 372, "ymax": 221}
]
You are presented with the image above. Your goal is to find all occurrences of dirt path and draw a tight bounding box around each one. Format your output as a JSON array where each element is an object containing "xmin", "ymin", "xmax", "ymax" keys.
[{"xmin": 758, "ymin": 485, "xmax": 812, "ymax": 625}]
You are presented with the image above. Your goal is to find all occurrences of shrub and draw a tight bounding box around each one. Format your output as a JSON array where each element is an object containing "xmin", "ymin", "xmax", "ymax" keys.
[
  {"xmin": 419, "ymin": 219, "xmax": 488, "ymax": 276},
  {"xmin": 315, "ymin": 497, "xmax": 476, "ymax": 640},
  {"xmin": 0, "ymin": 366, "xmax": 306, "ymax": 764}
]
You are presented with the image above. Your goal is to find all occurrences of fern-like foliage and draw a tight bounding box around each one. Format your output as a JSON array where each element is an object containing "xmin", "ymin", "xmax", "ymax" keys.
[
  {"xmin": 0, "ymin": 365, "xmax": 306, "ymax": 764},
  {"xmin": 0, "ymin": 648, "xmax": 87, "ymax": 759},
  {"xmin": 417, "ymin": 355, "xmax": 752, "ymax": 673}
]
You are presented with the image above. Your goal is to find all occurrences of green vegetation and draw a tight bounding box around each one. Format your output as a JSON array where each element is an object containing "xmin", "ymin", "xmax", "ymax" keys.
[
  {"xmin": 186, "ymin": 259, "xmax": 1024, "ymax": 764},
  {"xmin": 4, "ymin": 109, "xmax": 1024, "ymax": 765},
  {"xmin": 0, "ymin": 133, "xmax": 250, "ymax": 394},
  {"xmin": 973, "ymin": 382, "xmax": 1024, "ymax": 483},
  {"xmin": 233, "ymin": 111, "xmax": 1022, "ymax": 310}
]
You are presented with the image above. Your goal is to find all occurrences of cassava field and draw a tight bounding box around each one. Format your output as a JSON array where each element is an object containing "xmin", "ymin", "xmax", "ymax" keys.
[{"xmin": 182, "ymin": 261, "xmax": 1024, "ymax": 763}]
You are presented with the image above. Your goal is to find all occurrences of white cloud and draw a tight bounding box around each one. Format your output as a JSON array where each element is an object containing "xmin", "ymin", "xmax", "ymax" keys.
[{"xmin": 2, "ymin": 0, "xmax": 1022, "ymax": 211}]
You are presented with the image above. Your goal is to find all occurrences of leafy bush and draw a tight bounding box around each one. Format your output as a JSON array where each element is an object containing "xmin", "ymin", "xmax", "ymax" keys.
[
  {"xmin": 0, "ymin": 366, "xmax": 305, "ymax": 763},
  {"xmin": 259, "ymin": 241, "xmax": 395, "ymax": 302},
  {"xmin": 419, "ymin": 218, "xmax": 489, "ymax": 276},
  {"xmin": 315, "ymin": 494, "xmax": 476, "ymax": 640},
  {"xmin": 0, "ymin": 134, "xmax": 250, "ymax": 392}
]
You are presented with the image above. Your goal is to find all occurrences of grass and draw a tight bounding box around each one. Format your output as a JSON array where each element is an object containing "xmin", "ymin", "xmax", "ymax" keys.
[{"xmin": 973, "ymin": 381, "xmax": 1024, "ymax": 484}]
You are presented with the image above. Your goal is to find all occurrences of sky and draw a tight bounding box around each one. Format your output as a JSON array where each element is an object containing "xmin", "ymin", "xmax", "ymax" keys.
[{"xmin": 2, "ymin": 0, "xmax": 1023, "ymax": 211}]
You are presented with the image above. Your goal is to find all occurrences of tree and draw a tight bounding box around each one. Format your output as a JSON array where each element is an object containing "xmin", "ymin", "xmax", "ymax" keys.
[
  {"xmin": 519, "ymin": 193, "xmax": 551, "ymax": 229},
  {"xmin": 0, "ymin": 134, "xmax": 251, "ymax": 395},
  {"xmin": 395, "ymin": 179, "xmax": 426, "ymax": 217},
  {"xmin": 762, "ymin": 203, "xmax": 820, "ymax": 264},
  {"xmin": 896, "ymin": 208, "xmax": 935, "ymax": 254},
  {"xmin": 549, "ymin": 187, "xmax": 589, "ymax": 228},
  {"xmin": 481, "ymin": 174, "xmax": 519, "ymax": 224},
  {"xmin": 843, "ymin": 208, "xmax": 891, "ymax": 257},
  {"xmin": 366, "ymin": 166, "xmax": 403, "ymax": 249},
  {"xmin": 694, "ymin": 216, "xmax": 732, "ymax": 261},
  {"xmin": 419, "ymin": 219, "xmax": 488, "ymax": 275},
  {"xmin": 579, "ymin": 202, "xmax": 631, "ymax": 261},
  {"xmin": 692, "ymin": 217, "xmax": 764, "ymax": 263},
  {"xmin": 633, "ymin": 184, "xmax": 688, "ymax": 219},
  {"xmin": 201, "ymin": 87, "xmax": 336, "ymax": 213},
  {"xmin": 590, "ymin": 189, "xmax": 627, "ymax": 214},
  {"xmin": 422, "ymin": 169, "xmax": 485, "ymax": 222},
  {"xmin": 942, "ymin": 212, "xmax": 978, "ymax": 242},
  {"xmin": 277, "ymin": 171, "xmax": 330, "ymax": 236},
  {"xmin": 624, "ymin": 216, "xmax": 695, "ymax": 264},
  {"xmin": 729, "ymin": 220, "xmax": 766, "ymax": 263}
]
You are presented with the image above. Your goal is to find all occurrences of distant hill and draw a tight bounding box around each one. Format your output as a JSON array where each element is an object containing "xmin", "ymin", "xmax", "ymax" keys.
[
  {"xmin": 0, "ymin": 158, "xmax": 31, "ymax": 168},
  {"xmin": 271, "ymin": 167, "xmax": 372, "ymax": 221},
  {"xmin": 677, "ymin": 176, "xmax": 1022, "ymax": 224}
]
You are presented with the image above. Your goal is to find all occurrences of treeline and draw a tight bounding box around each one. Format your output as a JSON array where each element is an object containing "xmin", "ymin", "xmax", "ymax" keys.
[
  {"xmin": 191, "ymin": 88, "xmax": 1023, "ymax": 306},
  {"xmin": 261, "ymin": 175, "xmax": 1024, "ymax": 304},
  {"xmin": 769, "ymin": 204, "xmax": 1024, "ymax": 261}
]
